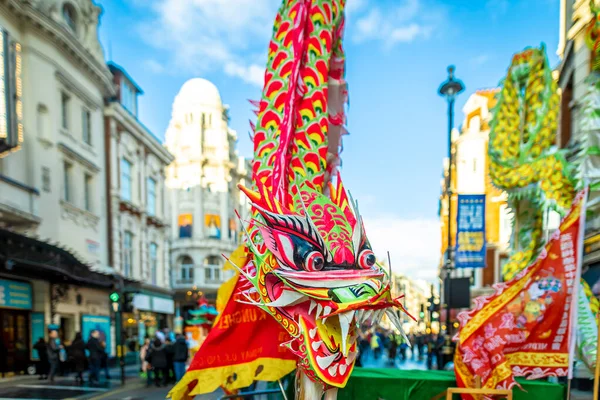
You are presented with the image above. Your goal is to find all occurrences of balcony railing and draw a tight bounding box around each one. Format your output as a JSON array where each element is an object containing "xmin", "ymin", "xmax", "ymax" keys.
[
  {"xmin": 0, "ymin": 175, "xmax": 40, "ymax": 227},
  {"xmin": 172, "ymin": 265, "xmax": 234, "ymax": 289}
]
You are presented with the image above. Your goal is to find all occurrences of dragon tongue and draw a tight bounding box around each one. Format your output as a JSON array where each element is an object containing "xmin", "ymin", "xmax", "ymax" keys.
[{"xmin": 338, "ymin": 310, "xmax": 355, "ymax": 356}]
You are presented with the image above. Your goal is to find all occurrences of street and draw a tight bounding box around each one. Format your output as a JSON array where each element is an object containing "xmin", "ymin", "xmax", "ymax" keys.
[{"xmin": 0, "ymin": 351, "xmax": 428, "ymax": 399}]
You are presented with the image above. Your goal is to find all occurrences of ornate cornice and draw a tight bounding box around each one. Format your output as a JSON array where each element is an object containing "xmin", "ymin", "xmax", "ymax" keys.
[{"xmin": 0, "ymin": 0, "xmax": 115, "ymax": 97}]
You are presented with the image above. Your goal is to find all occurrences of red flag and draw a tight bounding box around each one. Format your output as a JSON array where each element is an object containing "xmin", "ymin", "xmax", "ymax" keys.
[
  {"xmin": 454, "ymin": 189, "xmax": 587, "ymax": 396},
  {"xmin": 168, "ymin": 246, "xmax": 296, "ymax": 399}
]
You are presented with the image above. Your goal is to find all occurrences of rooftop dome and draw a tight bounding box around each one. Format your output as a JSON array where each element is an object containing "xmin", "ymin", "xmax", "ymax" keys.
[{"xmin": 175, "ymin": 78, "xmax": 222, "ymax": 109}]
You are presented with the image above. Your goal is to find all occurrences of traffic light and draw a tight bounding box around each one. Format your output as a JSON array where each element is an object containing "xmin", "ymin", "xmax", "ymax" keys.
[
  {"xmin": 123, "ymin": 292, "xmax": 135, "ymax": 313},
  {"xmin": 419, "ymin": 304, "xmax": 425, "ymax": 320},
  {"xmin": 109, "ymin": 292, "xmax": 120, "ymax": 302}
]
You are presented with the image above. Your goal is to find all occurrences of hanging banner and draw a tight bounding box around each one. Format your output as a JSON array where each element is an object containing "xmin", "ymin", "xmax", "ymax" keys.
[
  {"xmin": 454, "ymin": 188, "xmax": 587, "ymax": 396},
  {"xmin": 455, "ymin": 194, "xmax": 486, "ymax": 268},
  {"xmin": 82, "ymin": 315, "xmax": 112, "ymax": 356}
]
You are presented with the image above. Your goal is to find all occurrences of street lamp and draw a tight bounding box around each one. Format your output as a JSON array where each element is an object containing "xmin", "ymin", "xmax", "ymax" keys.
[{"xmin": 438, "ymin": 65, "xmax": 465, "ymax": 334}]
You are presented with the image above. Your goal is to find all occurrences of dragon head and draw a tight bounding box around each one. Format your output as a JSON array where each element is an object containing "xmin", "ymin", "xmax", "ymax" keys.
[{"xmin": 231, "ymin": 176, "xmax": 411, "ymax": 388}]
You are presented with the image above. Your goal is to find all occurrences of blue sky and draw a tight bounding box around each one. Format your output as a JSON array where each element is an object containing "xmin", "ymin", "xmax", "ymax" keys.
[{"xmin": 97, "ymin": 0, "xmax": 560, "ymax": 281}]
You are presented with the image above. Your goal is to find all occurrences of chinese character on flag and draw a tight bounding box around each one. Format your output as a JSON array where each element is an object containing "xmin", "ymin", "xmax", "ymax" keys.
[{"xmin": 454, "ymin": 188, "xmax": 588, "ymax": 396}]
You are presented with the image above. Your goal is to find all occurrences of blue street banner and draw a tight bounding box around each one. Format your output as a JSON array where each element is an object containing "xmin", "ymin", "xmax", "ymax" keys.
[
  {"xmin": 81, "ymin": 315, "xmax": 113, "ymax": 356},
  {"xmin": 31, "ymin": 312, "xmax": 45, "ymax": 359},
  {"xmin": 455, "ymin": 194, "xmax": 486, "ymax": 268},
  {"xmin": 0, "ymin": 278, "xmax": 32, "ymax": 309}
]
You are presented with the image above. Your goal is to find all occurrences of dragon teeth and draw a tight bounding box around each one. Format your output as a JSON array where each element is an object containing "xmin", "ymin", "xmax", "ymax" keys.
[
  {"xmin": 347, "ymin": 351, "xmax": 357, "ymax": 364},
  {"xmin": 316, "ymin": 354, "xmax": 337, "ymax": 370},
  {"xmin": 322, "ymin": 306, "xmax": 332, "ymax": 322},
  {"xmin": 355, "ymin": 310, "xmax": 364, "ymax": 325},
  {"xmin": 338, "ymin": 311, "xmax": 354, "ymax": 356},
  {"xmin": 309, "ymin": 300, "xmax": 317, "ymax": 315},
  {"xmin": 363, "ymin": 310, "xmax": 373, "ymax": 324},
  {"xmin": 311, "ymin": 341, "xmax": 323, "ymax": 351},
  {"xmin": 316, "ymin": 304, "xmax": 323, "ymax": 320},
  {"xmin": 328, "ymin": 364, "xmax": 338, "ymax": 377},
  {"xmin": 339, "ymin": 364, "xmax": 348, "ymax": 375},
  {"xmin": 309, "ymin": 328, "xmax": 317, "ymax": 339}
]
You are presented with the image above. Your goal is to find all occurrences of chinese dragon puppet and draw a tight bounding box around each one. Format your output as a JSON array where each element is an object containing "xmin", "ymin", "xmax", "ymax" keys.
[
  {"xmin": 168, "ymin": 1, "xmax": 410, "ymax": 399},
  {"xmin": 486, "ymin": 43, "xmax": 598, "ymax": 377}
]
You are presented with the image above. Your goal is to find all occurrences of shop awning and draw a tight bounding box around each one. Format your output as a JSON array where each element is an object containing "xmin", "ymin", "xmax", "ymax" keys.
[{"xmin": 0, "ymin": 228, "xmax": 124, "ymax": 289}]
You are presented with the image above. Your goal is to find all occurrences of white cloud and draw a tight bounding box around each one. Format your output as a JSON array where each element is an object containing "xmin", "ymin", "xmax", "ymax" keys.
[
  {"xmin": 143, "ymin": 59, "xmax": 165, "ymax": 74},
  {"xmin": 362, "ymin": 215, "xmax": 441, "ymax": 282},
  {"xmin": 352, "ymin": 0, "xmax": 435, "ymax": 47},
  {"xmin": 133, "ymin": 0, "xmax": 279, "ymax": 86},
  {"xmin": 224, "ymin": 61, "xmax": 265, "ymax": 87}
]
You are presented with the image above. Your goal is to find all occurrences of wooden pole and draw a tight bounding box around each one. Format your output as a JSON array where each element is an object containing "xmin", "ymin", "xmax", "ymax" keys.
[{"xmin": 594, "ymin": 311, "xmax": 600, "ymax": 400}]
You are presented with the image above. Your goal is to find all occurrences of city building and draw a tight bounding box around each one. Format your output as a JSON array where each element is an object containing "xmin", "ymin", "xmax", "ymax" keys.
[
  {"xmin": 438, "ymin": 90, "xmax": 514, "ymax": 310},
  {"xmin": 0, "ymin": 0, "xmax": 121, "ymax": 374},
  {"xmin": 558, "ymin": 0, "xmax": 600, "ymax": 295},
  {"xmin": 164, "ymin": 78, "xmax": 251, "ymax": 338},
  {"xmin": 104, "ymin": 62, "xmax": 175, "ymax": 344},
  {"xmin": 389, "ymin": 271, "xmax": 434, "ymax": 334}
]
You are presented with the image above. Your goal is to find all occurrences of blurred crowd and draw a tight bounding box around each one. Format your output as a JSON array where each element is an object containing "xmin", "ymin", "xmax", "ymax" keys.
[
  {"xmin": 33, "ymin": 328, "xmax": 189, "ymax": 387},
  {"xmin": 356, "ymin": 327, "xmax": 456, "ymax": 371}
]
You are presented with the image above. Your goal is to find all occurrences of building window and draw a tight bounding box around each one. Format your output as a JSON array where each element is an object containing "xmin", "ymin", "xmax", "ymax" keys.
[
  {"xmin": 82, "ymin": 108, "xmax": 91, "ymax": 145},
  {"xmin": 120, "ymin": 158, "xmax": 132, "ymax": 201},
  {"xmin": 63, "ymin": 161, "xmax": 72, "ymax": 202},
  {"xmin": 123, "ymin": 231, "xmax": 133, "ymax": 277},
  {"xmin": 147, "ymin": 177, "xmax": 156, "ymax": 216},
  {"xmin": 180, "ymin": 256, "xmax": 194, "ymax": 282},
  {"xmin": 204, "ymin": 255, "xmax": 221, "ymax": 282},
  {"xmin": 42, "ymin": 167, "xmax": 51, "ymax": 192},
  {"xmin": 37, "ymin": 104, "xmax": 49, "ymax": 140},
  {"xmin": 61, "ymin": 92, "xmax": 70, "ymax": 130},
  {"xmin": 84, "ymin": 173, "xmax": 92, "ymax": 212},
  {"xmin": 0, "ymin": 30, "xmax": 23, "ymax": 152},
  {"xmin": 149, "ymin": 242, "xmax": 158, "ymax": 286},
  {"xmin": 120, "ymin": 79, "xmax": 137, "ymax": 116},
  {"xmin": 63, "ymin": 3, "xmax": 77, "ymax": 32}
]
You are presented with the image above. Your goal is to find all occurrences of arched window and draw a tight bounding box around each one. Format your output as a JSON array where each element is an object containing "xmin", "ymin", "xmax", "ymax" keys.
[
  {"xmin": 179, "ymin": 255, "xmax": 194, "ymax": 282},
  {"xmin": 204, "ymin": 255, "xmax": 221, "ymax": 282},
  {"xmin": 37, "ymin": 104, "xmax": 49, "ymax": 140},
  {"xmin": 62, "ymin": 3, "xmax": 77, "ymax": 32}
]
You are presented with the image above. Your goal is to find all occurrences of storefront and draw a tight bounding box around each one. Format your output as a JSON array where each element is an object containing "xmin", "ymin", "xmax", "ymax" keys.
[
  {"xmin": 0, "ymin": 228, "xmax": 131, "ymax": 374},
  {"xmin": 127, "ymin": 291, "xmax": 175, "ymax": 347},
  {"xmin": 0, "ymin": 278, "xmax": 32, "ymax": 375}
]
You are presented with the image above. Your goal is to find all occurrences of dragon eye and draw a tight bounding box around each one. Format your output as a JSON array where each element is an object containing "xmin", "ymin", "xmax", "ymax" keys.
[
  {"xmin": 358, "ymin": 250, "xmax": 376, "ymax": 269},
  {"xmin": 304, "ymin": 251, "xmax": 325, "ymax": 272}
]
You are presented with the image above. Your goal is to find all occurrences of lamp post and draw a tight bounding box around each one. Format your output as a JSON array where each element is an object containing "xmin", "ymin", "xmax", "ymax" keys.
[{"xmin": 438, "ymin": 65, "xmax": 464, "ymax": 334}]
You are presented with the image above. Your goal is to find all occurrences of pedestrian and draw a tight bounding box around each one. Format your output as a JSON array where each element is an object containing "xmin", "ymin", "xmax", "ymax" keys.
[
  {"xmin": 387, "ymin": 332, "xmax": 397, "ymax": 364},
  {"xmin": 86, "ymin": 330, "xmax": 104, "ymax": 384},
  {"xmin": 370, "ymin": 331, "xmax": 381, "ymax": 359},
  {"xmin": 33, "ymin": 338, "xmax": 49, "ymax": 380},
  {"xmin": 47, "ymin": 330, "xmax": 62, "ymax": 382},
  {"xmin": 165, "ymin": 337, "xmax": 175, "ymax": 383},
  {"xmin": 145, "ymin": 338, "xmax": 168, "ymax": 387},
  {"xmin": 140, "ymin": 338, "xmax": 152, "ymax": 387},
  {"xmin": 100, "ymin": 340, "xmax": 111, "ymax": 380},
  {"xmin": 172, "ymin": 334, "xmax": 189, "ymax": 382},
  {"xmin": 356, "ymin": 330, "xmax": 369, "ymax": 367},
  {"xmin": 68, "ymin": 333, "xmax": 86, "ymax": 385}
]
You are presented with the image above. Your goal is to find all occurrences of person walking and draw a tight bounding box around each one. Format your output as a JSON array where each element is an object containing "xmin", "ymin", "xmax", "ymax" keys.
[
  {"xmin": 140, "ymin": 338, "xmax": 152, "ymax": 387},
  {"xmin": 165, "ymin": 338, "xmax": 175, "ymax": 383},
  {"xmin": 172, "ymin": 334, "xmax": 189, "ymax": 382},
  {"xmin": 33, "ymin": 338, "xmax": 49, "ymax": 380},
  {"xmin": 47, "ymin": 330, "xmax": 62, "ymax": 382},
  {"xmin": 145, "ymin": 338, "xmax": 168, "ymax": 387},
  {"xmin": 370, "ymin": 331, "xmax": 381, "ymax": 360},
  {"xmin": 86, "ymin": 330, "xmax": 104, "ymax": 384},
  {"xmin": 68, "ymin": 333, "xmax": 86, "ymax": 385},
  {"xmin": 100, "ymin": 340, "xmax": 111, "ymax": 381}
]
